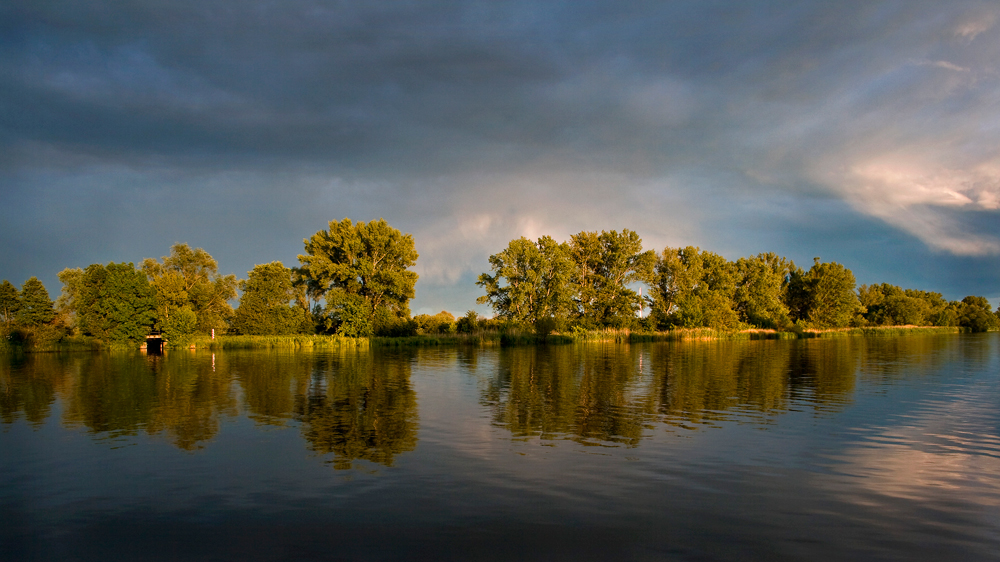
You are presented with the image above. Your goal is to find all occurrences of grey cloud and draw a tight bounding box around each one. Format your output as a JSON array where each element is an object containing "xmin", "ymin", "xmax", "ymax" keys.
[{"xmin": 2, "ymin": 0, "xmax": 999, "ymax": 311}]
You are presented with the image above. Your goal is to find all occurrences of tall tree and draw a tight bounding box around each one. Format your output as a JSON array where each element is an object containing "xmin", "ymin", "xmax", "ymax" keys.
[
  {"xmin": 77, "ymin": 263, "xmax": 157, "ymax": 343},
  {"xmin": 858, "ymin": 283, "xmax": 938, "ymax": 326},
  {"xmin": 569, "ymin": 229, "xmax": 655, "ymax": 327},
  {"xmin": 476, "ymin": 236, "xmax": 575, "ymax": 324},
  {"xmin": 297, "ymin": 218, "xmax": 419, "ymax": 327},
  {"xmin": 733, "ymin": 253, "xmax": 794, "ymax": 329},
  {"xmin": 957, "ymin": 295, "xmax": 999, "ymax": 332},
  {"xmin": 648, "ymin": 246, "xmax": 739, "ymax": 329},
  {"xmin": 232, "ymin": 262, "xmax": 306, "ymax": 335},
  {"xmin": 0, "ymin": 280, "xmax": 20, "ymax": 325},
  {"xmin": 787, "ymin": 258, "xmax": 862, "ymax": 328},
  {"xmin": 18, "ymin": 277, "xmax": 55, "ymax": 326},
  {"xmin": 142, "ymin": 243, "xmax": 237, "ymax": 333},
  {"xmin": 55, "ymin": 268, "xmax": 84, "ymax": 331}
]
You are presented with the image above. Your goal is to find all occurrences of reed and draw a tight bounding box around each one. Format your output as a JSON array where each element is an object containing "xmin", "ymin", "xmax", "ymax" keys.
[
  {"xmin": 189, "ymin": 334, "xmax": 369, "ymax": 350},
  {"xmin": 798, "ymin": 326, "xmax": 961, "ymax": 338},
  {"xmin": 1, "ymin": 324, "xmax": 969, "ymax": 354}
]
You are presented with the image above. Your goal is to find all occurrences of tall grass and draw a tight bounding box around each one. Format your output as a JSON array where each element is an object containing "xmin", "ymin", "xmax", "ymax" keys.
[
  {"xmin": 144, "ymin": 325, "xmax": 971, "ymax": 351},
  {"xmin": 797, "ymin": 326, "xmax": 960, "ymax": 338},
  {"xmin": 1, "ymin": 324, "xmax": 968, "ymax": 354},
  {"xmin": 188, "ymin": 334, "xmax": 370, "ymax": 350},
  {"xmin": 556, "ymin": 325, "xmax": 960, "ymax": 344}
]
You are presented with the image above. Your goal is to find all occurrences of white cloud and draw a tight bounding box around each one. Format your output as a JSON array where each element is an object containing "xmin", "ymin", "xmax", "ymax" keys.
[
  {"xmin": 954, "ymin": 13, "xmax": 997, "ymax": 41},
  {"xmin": 817, "ymin": 155, "xmax": 1000, "ymax": 255},
  {"xmin": 920, "ymin": 60, "xmax": 971, "ymax": 73}
]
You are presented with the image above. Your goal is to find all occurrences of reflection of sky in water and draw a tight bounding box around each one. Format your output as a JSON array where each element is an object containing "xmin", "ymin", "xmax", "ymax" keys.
[
  {"xmin": 826, "ymin": 373, "xmax": 1000, "ymax": 512},
  {"xmin": 1, "ymin": 334, "xmax": 998, "ymax": 560}
]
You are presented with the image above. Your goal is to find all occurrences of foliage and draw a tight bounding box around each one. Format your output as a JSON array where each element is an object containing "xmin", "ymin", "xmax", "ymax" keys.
[
  {"xmin": 957, "ymin": 296, "xmax": 999, "ymax": 332},
  {"xmin": 0, "ymin": 280, "xmax": 20, "ymax": 325},
  {"xmin": 163, "ymin": 306, "xmax": 198, "ymax": 347},
  {"xmin": 54, "ymin": 268, "xmax": 84, "ymax": 332},
  {"xmin": 18, "ymin": 277, "xmax": 56, "ymax": 327},
  {"xmin": 231, "ymin": 261, "xmax": 305, "ymax": 336},
  {"xmin": 373, "ymin": 305, "xmax": 418, "ymax": 337},
  {"xmin": 648, "ymin": 246, "xmax": 740, "ymax": 330},
  {"xmin": 456, "ymin": 310, "xmax": 480, "ymax": 333},
  {"xmin": 534, "ymin": 316, "xmax": 559, "ymax": 338},
  {"xmin": 858, "ymin": 283, "xmax": 949, "ymax": 326},
  {"xmin": 324, "ymin": 290, "xmax": 374, "ymax": 337},
  {"xmin": 733, "ymin": 253, "xmax": 794, "ymax": 329},
  {"xmin": 413, "ymin": 311, "xmax": 456, "ymax": 335},
  {"xmin": 476, "ymin": 236, "xmax": 575, "ymax": 324},
  {"xmin": 76, "ymin": 262, "xmax": 157, "ymax": 343},
  {"xmin": 142, "ymin": 243, "xmax": 237, "ymax": 333},
  {"xmin": 298, "ymin": 218, "xmax": 419, "ymax": 327},
  {"xmin": 787, "ymin": 258, "xmax": 862, "ymax": 328},
  {"xmin": 569, "ymin": 229, "xmax": 655, "ymax": 327}
]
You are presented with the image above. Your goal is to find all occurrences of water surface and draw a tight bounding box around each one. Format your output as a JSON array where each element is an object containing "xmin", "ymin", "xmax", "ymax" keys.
[{"xmin": 2, "ymin": 334, "xmax": 998, "ymax": 561}]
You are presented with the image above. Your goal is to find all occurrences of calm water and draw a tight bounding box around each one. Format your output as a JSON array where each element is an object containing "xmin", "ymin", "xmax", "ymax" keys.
[{"xmin": 2, "ymin": 335, "xmax": 999, "ymax": 561}]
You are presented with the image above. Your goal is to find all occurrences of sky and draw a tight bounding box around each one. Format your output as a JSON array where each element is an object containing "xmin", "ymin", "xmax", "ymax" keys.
[{"xmin": 2, "ymin": 0, "xmax": 999, "ymax": 316}]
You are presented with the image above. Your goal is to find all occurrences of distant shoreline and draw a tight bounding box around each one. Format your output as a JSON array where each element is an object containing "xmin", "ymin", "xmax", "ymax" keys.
[{"xmin": 3, "ymin": 325, "xmax": 972, "ymax": 353}]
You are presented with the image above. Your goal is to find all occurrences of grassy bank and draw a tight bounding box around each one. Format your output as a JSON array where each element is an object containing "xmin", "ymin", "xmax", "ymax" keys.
[
  {"xmin": 621, "ymin": 325, "xmax": 961, "ymax": 343},
  {"xmin": 0, "ymin": 328, "xmax": 104, "ymax": 353},
  {"xmin": 1, "ymin": 324, "xmax": 967, "ymax": 353},
  {"xmin": 198, "ymin": 325, "xmax": 960, "ymax": 349},
  {"xmin": 187, "ymin": 334, "xmax": 370, "ymax": 350}
]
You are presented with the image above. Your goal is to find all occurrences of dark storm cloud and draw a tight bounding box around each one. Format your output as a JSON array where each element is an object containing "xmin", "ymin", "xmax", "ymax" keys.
[{"xmin": 1, "ymin": 0, "xmax": 999, "ymax": 312}]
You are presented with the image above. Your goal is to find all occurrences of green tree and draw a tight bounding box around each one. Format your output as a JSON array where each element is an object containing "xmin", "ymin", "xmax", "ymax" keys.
[
  {"xmin": 0, "ymin": 280, "xmax": 20, "ymax": 325},
  {"xmin": 456, "ymin": 310, "xmax": 480, "ymax": 334},
  {"xmin": 732, "ymin": 253, "xmax": 794, "ymax": 329},
  {"xmin": 648, "ymin": 246, "xmax": 739, "ymax": 329},
  {"xmin": 54, "ymin": 268, "xmax": 84, "ymax": 331},
  {"xmin": 787, "ymin": 258, "xmax": 862, "ymax": 328},
  {"xmin": 18, "ymin": 277, "xmax": 55, "ymax": 327},
  {"xmin": 859, "ymin": 283, "xmax": 934, "ymax": 326},
  {"xmin": 325, "ymin": 290, "xmax": 373, "ymax": 337},
  {"xmin": 77, "ymin": 263, "xmax": 157, "ymax": 343},
  {"xmin": 163, "ymin": 306, "xmax": 198, "ymax": 347},
  {"xmin": 957, "ymin": 296, "xmax": 999, "ymax": 332},
  {"xmin": 231, "ymin": 262, "xmax": 304, "ymax": 335},
  {"xmin": 476, "ymin": 236, "xmax": 575, "ymax": 324},
  {"xmin": 569, "ymin": 229, "xmax": 655, "ymax": 327},
  {"xmin": 412, "ymin": 311, "xmax": 456, "ymax": 335},
  {"xmin": 907, "ymin": 289, "xmax": 951, "ymax": 326},
  {"xmin": 298, "ymin": 218, "xmax": 419, "ymax": 327},
  {"xmin": 142, "ymin": 243, "xmax": 237, "ymax": 333}
]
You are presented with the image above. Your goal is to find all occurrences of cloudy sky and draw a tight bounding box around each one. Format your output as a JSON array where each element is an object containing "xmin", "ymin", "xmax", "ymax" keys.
[{"xmin": 2, "ymin": 0, "xmax": 999, "ymax": 315}]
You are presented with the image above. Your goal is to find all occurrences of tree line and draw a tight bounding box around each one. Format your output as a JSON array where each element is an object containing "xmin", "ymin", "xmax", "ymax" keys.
[
  {"xmin": 1, "ymin": 218, "xmax": 420, "ymax": 346},
  {"xmin": 2, "ymin": 219, "xmax": 998, "ymax": 347},
  {"xmin": 479, "ymin": 230, "xmax": 1000, "ymax": 333}
]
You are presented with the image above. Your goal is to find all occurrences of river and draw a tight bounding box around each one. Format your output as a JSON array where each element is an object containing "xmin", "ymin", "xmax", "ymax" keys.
[{"xmin": 2, "ymin": 334, "xmax": 998, "ymax": 561}]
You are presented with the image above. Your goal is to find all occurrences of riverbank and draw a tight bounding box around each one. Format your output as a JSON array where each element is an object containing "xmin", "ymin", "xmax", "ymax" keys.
[{"xmin": 1, "ymin": 325, "xmax": 967, "ymax": 353}]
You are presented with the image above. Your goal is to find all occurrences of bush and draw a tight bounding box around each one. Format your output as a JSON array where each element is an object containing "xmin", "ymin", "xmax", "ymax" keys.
[
  {"xmin": 534, "ymin": 316, "xmax": 558, "ymax": 338},
  {"xmin": 164, "ymin": 306, "xmax": 198, "ymax": 347},
  {"xmin": 455, "ymin": 310, "xmax": 479, "ymax": 333}
]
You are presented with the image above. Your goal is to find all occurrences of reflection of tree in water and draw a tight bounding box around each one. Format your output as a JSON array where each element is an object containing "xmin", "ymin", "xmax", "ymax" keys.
[
  {"xmin": 484, "ymin": 337, "xmax": 964, "ymax": 445},
  {"xmin": 230, "ymin": 351, "xmax": 314, "ymax": 426},
  {"xmin": 60, "ymin": 351, "xmax": 237, "ymax": 450},
  {"xmin": 144, "ymin": 352, "xmax": 238, "ymax": 450},
  {"xmin": 482, "ymin": 346, "xmax": 652, "ymax": 446},
  {"xmin": 786, "ymin": 339, "xmax": 859, "ymax": 409},
  {"xmin": 295, "ymin": 349, "xmax": 418, "ymax": 469},
  {"xmin": 0, "ymin": 353, "xmax": 71, "ymax": 426},
  {"xmin": 62, "ymin": 353, "xmax": 157, "ymax": 436},
  {"xmin": 653, "ymin": 340, "xmax": 793, "ymax": 427},
  {"xmin": 855, "ymin": 335, "xmax": 964, "ymax": 384}
]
